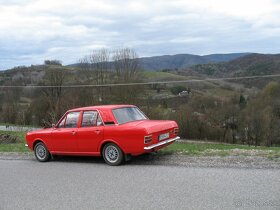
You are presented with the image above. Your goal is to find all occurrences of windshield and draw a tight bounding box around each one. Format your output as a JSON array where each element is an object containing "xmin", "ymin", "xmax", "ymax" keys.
[{"xmin": 112, "ymin": 107, "xmax": 147, "ymax": 124}]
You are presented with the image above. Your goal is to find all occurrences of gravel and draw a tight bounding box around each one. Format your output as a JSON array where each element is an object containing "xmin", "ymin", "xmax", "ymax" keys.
[{"xmin": 0, "ymin": 152, "xmax": 279, "ymax": 169}]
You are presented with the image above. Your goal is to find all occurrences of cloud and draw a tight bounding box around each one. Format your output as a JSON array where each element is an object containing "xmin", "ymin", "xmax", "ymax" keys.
[{"xmin": 0, "ymin": 0, "xmax": 280, "ymax": 69}]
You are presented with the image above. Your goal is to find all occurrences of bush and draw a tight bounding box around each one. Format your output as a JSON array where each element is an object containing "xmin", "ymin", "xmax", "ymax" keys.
[
  {"xmin": 170, "ymin": 85, "xmax": 187, "ymax": 95},
  {"xmin": 0, "ymin": 134, "xmax": 20, "ymax": 144}
]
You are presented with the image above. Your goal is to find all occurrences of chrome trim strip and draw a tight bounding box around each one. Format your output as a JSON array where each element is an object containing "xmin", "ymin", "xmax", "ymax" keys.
[
  {"xmin": 25, "ymin": 144, "xmax": 28, "ymax": 147},
  {"xmin": 144, "ymin": 136, "xmax": 180, "ymax": 150}
]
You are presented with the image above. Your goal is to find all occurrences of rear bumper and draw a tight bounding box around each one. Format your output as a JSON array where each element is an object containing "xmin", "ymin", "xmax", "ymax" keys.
[{"xmin": 144, "ymin": 136, "xmax": 180, "ymax": 150}]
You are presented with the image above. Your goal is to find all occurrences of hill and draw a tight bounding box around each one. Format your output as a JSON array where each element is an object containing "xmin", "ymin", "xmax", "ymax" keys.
[
  {"xmin": 139, "ymin": 53, "xmax": 250, "ymax": 70},
  {"xmin": 68, "ymin": 53, "xmax": 250, "ymax": 71},
  {"xmin": 177, "ymin": 53, "xmax": 280, "ymax": 77}
]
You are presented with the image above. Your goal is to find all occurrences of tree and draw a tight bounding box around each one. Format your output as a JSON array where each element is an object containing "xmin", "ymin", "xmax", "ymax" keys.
[
  {"xmin": 221, "ymin": 106, "xmax": 239, "ymax": 144},
  {"xmin": 111, "ymin": 48, "xmax": 143, "ymax": 103},
  {"xmin": 239, "ymin": 94, "xmax": 246, "ymax": 109},
  {"xmin": 170, "ymin": 85, "xmax": 187, "ymax": 95},
  {"xmin": 41, "ymin": 67, "xmax": 67, "ymax": 125},
  {"xmin": 44, "ymin": 60, "xmax": 62, "ymax": 66},
  {"xmin": 79, "ymin": 49, "xmax": 112, "ymax": 103},
  {"xmin": 79, "ymin": 49, "xmax": 111, "ymax": 85},
  {"xmin": 112, "ymin": 48, "xmax": 140, "ymax": 82}
]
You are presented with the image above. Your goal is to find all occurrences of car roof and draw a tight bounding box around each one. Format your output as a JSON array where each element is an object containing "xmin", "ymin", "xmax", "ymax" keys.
[{"xmin": 68, "ymin": 104, "xmax": 136, "ymax": 112}]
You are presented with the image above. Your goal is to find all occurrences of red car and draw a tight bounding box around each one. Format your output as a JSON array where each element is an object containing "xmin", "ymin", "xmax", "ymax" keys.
[{"xmin": 25, "ymin": 105, "xmax": 180, "ymax": 165}]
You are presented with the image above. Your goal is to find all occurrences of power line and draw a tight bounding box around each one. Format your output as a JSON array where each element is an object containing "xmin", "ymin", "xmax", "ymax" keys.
[{"xmin": 1, "ymin": 74, "xmax": 280, "ymax": 88}]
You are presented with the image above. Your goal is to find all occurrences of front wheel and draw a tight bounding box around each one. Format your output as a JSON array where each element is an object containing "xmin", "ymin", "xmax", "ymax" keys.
[
  {"xmin": 102, "ymin": 143, "xmax": 123, "ymax": 166},
  {"xmin": 34, "ymin": 142, "xmax": 51, "ymax": 162}
]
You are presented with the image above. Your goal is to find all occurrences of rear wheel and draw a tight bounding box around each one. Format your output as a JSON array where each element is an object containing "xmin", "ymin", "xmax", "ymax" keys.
[
  {"xmin": 102, "ymin": 143, "xmax": 123, "ymax": 166},
  {"xmin": 34, "ymin": 142, "xmax": 51, "ymax": 162}
]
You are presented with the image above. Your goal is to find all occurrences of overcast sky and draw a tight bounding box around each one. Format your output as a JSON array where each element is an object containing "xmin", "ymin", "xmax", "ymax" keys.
[{"xmin": 0, "ymin": 0, "xmax": 280, "ymax": 69}]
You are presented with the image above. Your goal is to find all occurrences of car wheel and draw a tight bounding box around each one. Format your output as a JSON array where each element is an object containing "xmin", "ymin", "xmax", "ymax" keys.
[
  {"xmin": 102, "ymin": 143, "xmax": 123, "ymax": 166},
  {"xmin": 34, "ymin": 142, "xmax": 51, "ymax": 162}
]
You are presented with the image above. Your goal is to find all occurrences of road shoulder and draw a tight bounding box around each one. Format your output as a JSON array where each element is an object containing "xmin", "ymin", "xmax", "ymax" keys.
[{"xmin": 1, "ymin": 152, "xmax": 279, "ymax": 169}]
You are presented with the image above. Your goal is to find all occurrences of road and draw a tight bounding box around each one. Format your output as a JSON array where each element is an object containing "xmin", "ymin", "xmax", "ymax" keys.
[{"xmin": 0, "ymin": 158, "xmax": 280, "ymax": 210}]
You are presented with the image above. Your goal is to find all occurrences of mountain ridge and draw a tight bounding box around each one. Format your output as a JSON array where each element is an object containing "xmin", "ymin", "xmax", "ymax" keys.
[
  {"xmin": 139, "ymin": 52, "xmax": 251, "ymax": 70},
  {"xmin": 1, "ymin": 52, "xmax": 251, "ymax": 72},
  {"xmin": 176, "ymin": 53, "xmax": 280, "ymax": 79}
]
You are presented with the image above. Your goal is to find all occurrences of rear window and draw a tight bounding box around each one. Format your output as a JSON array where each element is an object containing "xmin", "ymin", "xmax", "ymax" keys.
[
  {"xmin": 81, "ymin": 111, "xmax": 103, "ymax": 127},
  {"xmin": 112, "ymin": 107, "xmax": 147, "ymax": 124}
]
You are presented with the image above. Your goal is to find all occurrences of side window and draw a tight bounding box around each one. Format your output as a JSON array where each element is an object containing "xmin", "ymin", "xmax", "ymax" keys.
[
  {"xmin": 65, "ymin": 112, "xmax": 80, "ymax": 128},
  {"xmin": 58, "ymin": 117, "xmax": 66, "ymax": 128},
  {"xmin": 82, "ymin": 111, "xmax": 102, "ymax": 127}
]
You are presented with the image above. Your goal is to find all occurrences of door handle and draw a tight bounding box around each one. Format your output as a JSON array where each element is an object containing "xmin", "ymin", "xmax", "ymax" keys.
[
  {"xmin": 71, "ymin": 131, "xmax": 76, "ymax": 135},
  {"xmin": 94, "ymin": 130, "xmax": 101, "ymax": 134}
]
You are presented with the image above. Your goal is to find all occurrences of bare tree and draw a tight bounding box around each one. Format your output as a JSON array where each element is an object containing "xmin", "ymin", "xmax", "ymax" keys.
[
  {"xmin": 79, "ymin": 49, "xmax": 112, "ymax": 103},
  {"xmin": 79, "ymin": 49, "xmax": 111, "ymax": 85},
  {"xmin": 112, "ymin": 48, "xmax": 140, "ymax": 82},
  {"xmin": 41, "ymin": 67, "xmax": 67, "ymax": 125},
  {"xmin": 110, "ymin": 48, "xmax": 143, "ymax": 103},
  {"xmin": 221, "ymin": 105, "xmax": 239, "ymax": 144}
]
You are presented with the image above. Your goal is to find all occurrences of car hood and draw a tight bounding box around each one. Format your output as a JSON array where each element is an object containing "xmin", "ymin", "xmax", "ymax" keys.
[
  {"xmin": 124, "ymin": 120, "xmax": 177, "ymax": 134},
  {"xmin": 27, "ymin": 128, "xmax": 53, "ymax": 135}
]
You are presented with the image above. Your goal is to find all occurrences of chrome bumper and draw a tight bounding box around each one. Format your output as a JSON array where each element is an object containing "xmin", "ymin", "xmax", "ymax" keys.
[{"xmin": 144, "ymin": 136, "xmax": 180, "ymax": 150}]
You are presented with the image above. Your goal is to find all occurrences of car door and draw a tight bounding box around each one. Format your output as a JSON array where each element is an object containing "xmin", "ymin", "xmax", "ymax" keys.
[
  {"xmin": 51, "ymin": 111, "xmax": 81, "ymax": 153},
  {"xmin": 76, "ymin": 110, "xmax": 104, "ymax": 153}
]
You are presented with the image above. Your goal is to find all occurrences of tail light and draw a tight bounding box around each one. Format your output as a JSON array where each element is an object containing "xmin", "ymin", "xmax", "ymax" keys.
[
  {"xmin": 174, "ymin": 128, "xmax": 179, "ymax": 136},
  {"xmin": 144, "ymin": 135, "xmax": 152, "ymax": 144}
]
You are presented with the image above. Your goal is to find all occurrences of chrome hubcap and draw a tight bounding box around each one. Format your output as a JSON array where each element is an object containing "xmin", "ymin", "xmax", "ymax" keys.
[
  {"xmin": 36, "ymin": 145, "xmax": 46, "ymax": 160},
  {"xmin": 105, "ymin": 146, "xmax": 119, "ymax": 163}
]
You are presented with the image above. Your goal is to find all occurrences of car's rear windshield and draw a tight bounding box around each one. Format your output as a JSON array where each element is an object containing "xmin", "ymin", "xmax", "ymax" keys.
[{"xmin": 112, "ymin": 107, "xmax": 147, "ymax": 124}]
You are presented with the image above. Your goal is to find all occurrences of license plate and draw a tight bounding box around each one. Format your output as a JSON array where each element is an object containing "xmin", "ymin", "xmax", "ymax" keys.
[{"xmin": 158, "ymin": 133, "xmax": 169, "ymax": 141}]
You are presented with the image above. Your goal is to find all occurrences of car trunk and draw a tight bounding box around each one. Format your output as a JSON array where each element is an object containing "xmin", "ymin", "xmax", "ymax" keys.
[{"xmin": 125, "ymin": 120, "xmax": 178, "ymax": 144}]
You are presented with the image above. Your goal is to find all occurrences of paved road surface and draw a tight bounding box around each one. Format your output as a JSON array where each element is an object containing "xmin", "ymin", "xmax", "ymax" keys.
[{"xmin": 0, "ymin": 158, "xmax": 279, "ymax": 210}]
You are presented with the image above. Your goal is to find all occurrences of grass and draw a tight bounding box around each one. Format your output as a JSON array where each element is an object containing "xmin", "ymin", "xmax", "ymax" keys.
[{"xmin": 0, "ymin": 130, "xmax": 29, "ymax": 152}]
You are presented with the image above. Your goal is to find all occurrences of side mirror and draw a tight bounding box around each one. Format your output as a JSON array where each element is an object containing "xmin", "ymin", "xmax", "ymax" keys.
[{"xmin": 52, "ymin": 123, "xmax": 56, "ymax": 128}]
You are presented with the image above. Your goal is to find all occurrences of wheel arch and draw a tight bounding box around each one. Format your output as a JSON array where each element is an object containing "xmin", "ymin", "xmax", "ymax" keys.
[
  {"xmin": 33, "ymin": 139, "xmax": 47, "ymax": 150},
  {"xmin": 99, "ymin": 139, "xmax": 124, "ymax": 156}
]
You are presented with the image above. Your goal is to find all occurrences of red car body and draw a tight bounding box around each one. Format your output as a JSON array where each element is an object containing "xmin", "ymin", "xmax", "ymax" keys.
[{"xmin": 26, "ymin": 105, "xmax": 180, "ymax": 165}]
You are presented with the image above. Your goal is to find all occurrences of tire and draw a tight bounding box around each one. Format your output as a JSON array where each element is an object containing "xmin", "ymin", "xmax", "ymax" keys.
[
  {"xmin": 102, "ymin": 143, "xmax": 124, "ymax": 166},
  {"xmin": 34, "ymin": 142, "xmax": 51, "ymax": 162}
]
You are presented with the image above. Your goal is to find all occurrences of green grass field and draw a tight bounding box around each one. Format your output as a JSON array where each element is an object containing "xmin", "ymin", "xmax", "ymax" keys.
[{"xmin": 1, "ymin": 130, "xmax": 280, "ymax": 158}]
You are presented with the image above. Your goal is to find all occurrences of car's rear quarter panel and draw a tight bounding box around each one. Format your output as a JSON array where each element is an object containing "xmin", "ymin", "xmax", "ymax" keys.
[
  {"xmin": 101, "ymin": 121, "xmax": 178, "ymax": 155},
  {"xmin": 101, "ymin": 125, "xmax": 146, "ymax": 155}
]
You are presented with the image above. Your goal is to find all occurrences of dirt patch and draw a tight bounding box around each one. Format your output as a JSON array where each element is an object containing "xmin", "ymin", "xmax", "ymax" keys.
[{"xmin": 0, "ymin": 134, "xmax": 20, "ymax": 144}]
